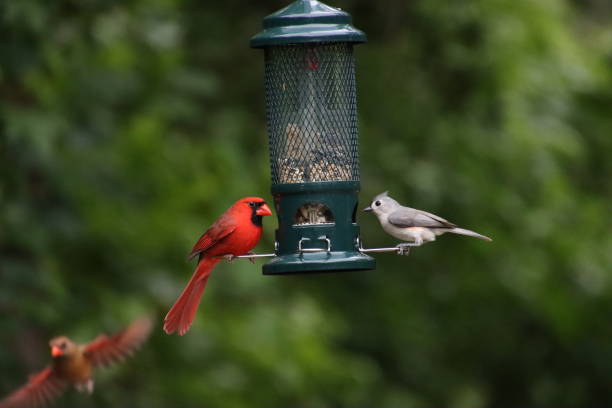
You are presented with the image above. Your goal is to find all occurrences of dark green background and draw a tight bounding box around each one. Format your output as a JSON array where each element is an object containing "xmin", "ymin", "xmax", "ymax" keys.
[{"xmin": 1, "ymin": 0, "xmax": 611, "ymax": 407}]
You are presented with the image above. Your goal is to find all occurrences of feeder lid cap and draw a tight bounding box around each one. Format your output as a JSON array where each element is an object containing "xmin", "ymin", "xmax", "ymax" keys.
[{"xmin": 250, "ymin": 0, "xmax": 366, "ymax": 48}]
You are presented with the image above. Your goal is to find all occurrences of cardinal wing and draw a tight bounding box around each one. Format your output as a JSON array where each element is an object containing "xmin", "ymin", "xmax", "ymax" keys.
[
  {"xmin": 83, "ymin": 316, "xmax": 153, "ymax": 368},
  {"xmin": 388, "ymin": 208, "xmax": 456, "ymax": 229},
  {"xmin": 0, "ymin": 367, "xmax": 67, "ymax": 408},
  {"xmin": 187, "ymin": 214, "xmax": 237, "ymax": 260}
]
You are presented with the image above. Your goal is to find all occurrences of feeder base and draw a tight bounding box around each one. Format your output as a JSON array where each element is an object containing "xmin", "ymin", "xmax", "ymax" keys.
[{"xmin": 262, "ymin": 251, "xmax": 375, "ymax": 275}]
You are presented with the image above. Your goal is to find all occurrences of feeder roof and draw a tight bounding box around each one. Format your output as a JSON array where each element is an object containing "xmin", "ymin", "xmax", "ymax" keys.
[{"xmin": 250, "ymin": 0, "xmax": 366, "ymax": 48}]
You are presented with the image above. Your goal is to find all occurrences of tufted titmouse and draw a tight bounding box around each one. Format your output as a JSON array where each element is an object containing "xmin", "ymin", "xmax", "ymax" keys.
[{"xmin": 363, "ymin": 192, "xmax": 492, "ymax": 251}]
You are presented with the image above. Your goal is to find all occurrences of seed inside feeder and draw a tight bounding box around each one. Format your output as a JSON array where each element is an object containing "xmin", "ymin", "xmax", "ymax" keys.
[
  {"xmin": 294, "ymin": 202, "xmax": 334, "ymax": 225},
  {"xmin": 278, "ymin": 123, "xmax": 353, "ymax": 183}
]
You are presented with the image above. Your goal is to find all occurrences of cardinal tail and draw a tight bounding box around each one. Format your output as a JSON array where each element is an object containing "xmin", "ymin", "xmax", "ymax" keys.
[
  {"xmin": 163, "ymin": 257, "xmax": 221, "ymax": 335},
  {"xmin": 450, "ymin": 227, "xmax": 492, "ymax": 242}
]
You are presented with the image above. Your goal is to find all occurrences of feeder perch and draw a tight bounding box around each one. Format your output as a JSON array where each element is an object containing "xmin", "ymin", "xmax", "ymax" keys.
[{"xmin": 251, "ymin": 0, "xmax": 375, "ymax": 274}]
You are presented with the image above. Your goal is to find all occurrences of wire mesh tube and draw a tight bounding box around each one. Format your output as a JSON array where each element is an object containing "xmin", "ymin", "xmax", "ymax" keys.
[{"xmin": 264, "ymin": 43, "xmax": 359, "ymax": 184}]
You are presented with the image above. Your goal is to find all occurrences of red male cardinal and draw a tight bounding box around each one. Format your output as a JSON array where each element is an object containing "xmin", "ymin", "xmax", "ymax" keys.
[
  {"xmin": 163, "ymin": 197, "xmax": 272, "ymax": 336},
  {"xmin": 0, "ymin": 316, "xmax": 153, "ymax": 408}
]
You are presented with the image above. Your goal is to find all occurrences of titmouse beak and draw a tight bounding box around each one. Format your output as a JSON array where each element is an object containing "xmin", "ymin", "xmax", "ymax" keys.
[
  {"xmin": 363, "ymin": 206, "xmax": 373, "ymax": 212},
  {"xmin": 256, "ymin": 203, "xmax": 272, "ymax": 216}
]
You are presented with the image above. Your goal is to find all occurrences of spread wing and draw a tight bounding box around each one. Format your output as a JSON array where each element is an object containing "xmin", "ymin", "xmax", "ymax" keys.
[
  {"xmin": 0, "ymin": 367, "xmax": 67, "ymax": 408},
  {"xmin": 187, "ymin": 214, "xmax": 237, "ymax": 260},
  {"xmin": 388, "ymin": 208, "xmax": 457, "ymax": 229},
  {"xmin": 83, "ymin": 316, "xmax": 153, "ymax": 368}
]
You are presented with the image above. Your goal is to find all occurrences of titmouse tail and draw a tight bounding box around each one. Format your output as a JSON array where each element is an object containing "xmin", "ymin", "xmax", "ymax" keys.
[{"xmin": 449, "ymin": 227, "xmax": 492, "ymax": 241}]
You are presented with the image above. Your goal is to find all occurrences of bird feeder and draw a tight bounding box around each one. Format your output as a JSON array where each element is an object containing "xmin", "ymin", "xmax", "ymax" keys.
[{"xmin": 251, "ymin": 0, "xmax": 375, "ymax": 274}]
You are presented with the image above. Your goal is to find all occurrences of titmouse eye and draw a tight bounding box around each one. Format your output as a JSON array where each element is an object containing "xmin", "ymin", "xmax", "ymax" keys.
[{"xmin": 375, "ymin": 201, "xmax": 381, "ymax": 207}]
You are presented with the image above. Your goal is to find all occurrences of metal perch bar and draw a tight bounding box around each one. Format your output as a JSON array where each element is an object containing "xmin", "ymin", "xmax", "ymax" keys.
[
  {"xmin": 217, "ymin": 253, "xmax": 277, "ymax": 259},
  {"xmin": 358, "ymin": 245, "xmax": 419, "ymax": 254},
  {"xmin": 218, "ymin": 242, "xmax": 420, "ymax": 260}
]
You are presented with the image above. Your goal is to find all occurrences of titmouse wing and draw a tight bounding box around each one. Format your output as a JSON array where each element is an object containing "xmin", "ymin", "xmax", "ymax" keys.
[{"xmin": 388, "ymin": 207, "xmax": 457, "ymax": 229}]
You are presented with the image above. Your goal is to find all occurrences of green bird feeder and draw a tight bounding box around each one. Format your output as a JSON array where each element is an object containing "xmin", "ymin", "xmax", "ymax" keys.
[{"xmin": 251, "ymin": 0, "xmax": 375, "ymax": 275}]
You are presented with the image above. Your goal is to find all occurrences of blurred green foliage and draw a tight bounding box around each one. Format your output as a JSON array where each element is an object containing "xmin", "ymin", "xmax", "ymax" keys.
[{"xmin": 1, "ymin": 0, "xmax": 611, "ymax": 407}]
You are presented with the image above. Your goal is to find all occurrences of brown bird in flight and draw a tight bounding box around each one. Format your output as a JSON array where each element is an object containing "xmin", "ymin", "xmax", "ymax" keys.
[{"xmin": 0, "ymin": 316, "xmax": 153, "ymax": 408}]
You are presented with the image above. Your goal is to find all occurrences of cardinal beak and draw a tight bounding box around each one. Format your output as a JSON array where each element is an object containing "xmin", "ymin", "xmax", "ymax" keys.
[
  {"xmin": 51, "ymin": 346, "xmax": 63, "ymax": 357},
  {"xmin": 363, "ymin": 206, "xmax": 373, "ymax": 212},
  {"xmin": 256, "ymin": 203, "xmax": 272, "ymax": 216}
]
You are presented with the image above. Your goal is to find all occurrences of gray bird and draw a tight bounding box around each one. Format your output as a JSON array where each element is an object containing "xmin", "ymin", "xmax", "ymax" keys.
[{"xmin": 363, "ymin": 192, "xmax": 492, "ymax": 251}]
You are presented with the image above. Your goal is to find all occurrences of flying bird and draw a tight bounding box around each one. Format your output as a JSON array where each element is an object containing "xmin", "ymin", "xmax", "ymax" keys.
[
  {"xmin": 164, "ymin": 197, "xmax": 272, "ymax": 336},
  {"xmin": 0, "ymin": 316, "xmax": 153, "ymax": 408},
  {"xmin": 363, "ymin": 191, "xmax": 491, "ymax": 251}
]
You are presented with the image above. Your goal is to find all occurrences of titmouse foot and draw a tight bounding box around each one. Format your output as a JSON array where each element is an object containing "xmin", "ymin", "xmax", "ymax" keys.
[
  {"xmin": 396, "ymin": 243, "xmax": 412, "ymax": 256},
  {"xmin": 223, "ymin": 254, "xmax": 236, "ymax": 263}
]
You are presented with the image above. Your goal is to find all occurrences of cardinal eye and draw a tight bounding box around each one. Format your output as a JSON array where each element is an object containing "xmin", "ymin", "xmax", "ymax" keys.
[
  {"xmin": 248, "ymin": 202, "xmax": 256, "ymax": 208},
  {"xmin": 375, "ymin": 201, "xmax": 381, "ymax": 207},
  {"xmin": 60, "ymin": 343, "xmax": 66, "ymax": 349}
]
